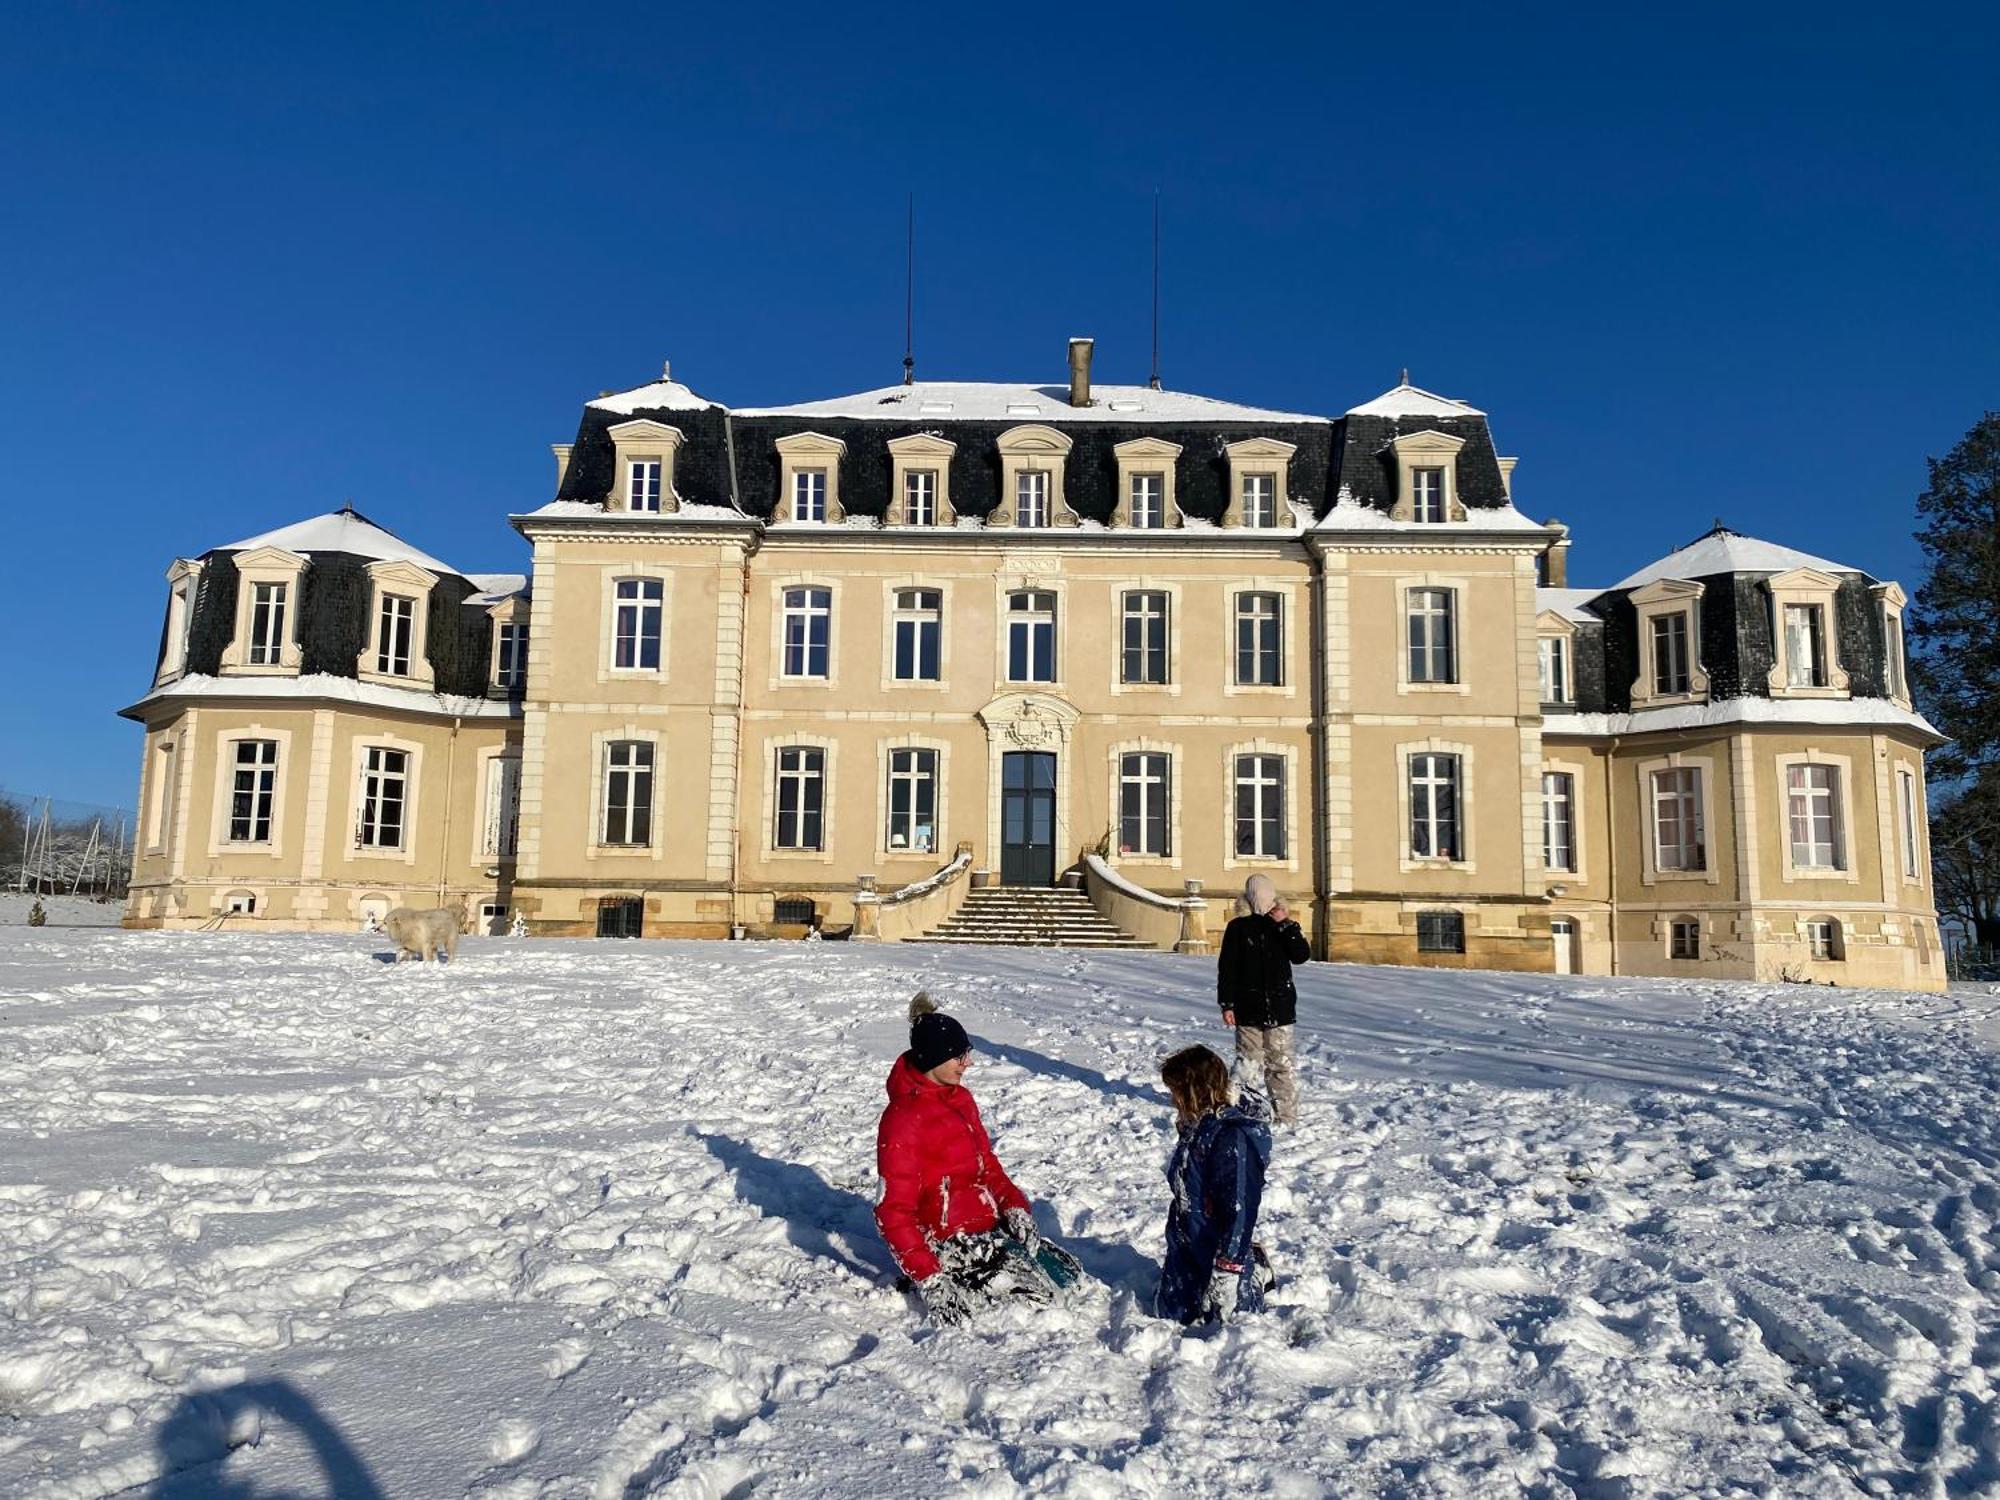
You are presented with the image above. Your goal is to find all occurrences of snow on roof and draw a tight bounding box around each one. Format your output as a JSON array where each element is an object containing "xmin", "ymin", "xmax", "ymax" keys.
[
  {"xmin": 464, "ymin": 573, "xmax": 528, "ymax": 604},
  {"xmin": 586, "ymin": 379, "xmax": 722, "ymax": 415},
  {"xmin": 1345, "ymin": 382, "xmax": 1485, "ymax": 420},
  {"xmin": 511, "ymin": 500, "xmax": 755, "ymax": 525},
  {"xmin": 1545, "ymin": 695, "xmax": 1941, "ymax": 742},
  {"xmin": 219, "ymin": 508, "xmax": 461, "ymax": 576},
  {"xmin": 1538, "ymin": 587, "xmax": 1603, "ymax": 624},
  {"xmin": 1314, "ymin": 495, "xmax": 1550, "ymax": 534},
  {"xmin": 1612, "ymin": 528, "xmax": 1863, "ymax": 590},
  {"xmin": 733, "ymin": 381, "xmax": 1329, "ymax": 425},
  {"xmin": 123, "ymin": 673, "xmax": 519, "ymax": 722}
]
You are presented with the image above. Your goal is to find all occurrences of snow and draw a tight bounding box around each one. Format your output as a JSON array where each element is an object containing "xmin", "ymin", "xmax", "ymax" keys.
[
  {"xmin": 6, "ymin": 933, "xmax": 2000, "ymax": 1496},
  {"xmin": 514, "ymin": 500, "xmax": 754, "ymax": 525},
  {"xmin": 882, "ymin": 849, "xmax": 972, "ymax": 904},
  {"xmin": 125, "ymin": 673, "xmax": 520, "ymax": 721},
  {"xmin": 218, "ymin": 511, "xmax": 461, "ymax": 578},
  {"xmin": 465, "ymin": 573, "xmax": 528, "ymax": 603},
  {"xmin": 1613, "ymin": 530, "xmax": 1866, "ymax": 590},
  {"xmin": 1085, "ymin": 854, "xmax": 1198, "ymax": 910},
  {"xmin": 733, "ymin": 382, "xmax": 1330, "ymax": 425},
  {"xmin": 1345, "ymin": 382, "xmax": 1486, "ymax": 419},
  {"xmin": 1546, "ymin": 693, "xmax": 1943, "ymax": 740},
  {"xmin": 0, "ymin": 893, "xmax": 124, "ymax": 927},
  {"xmin": 1536, "ymin": 587, "xmax": 1602, "ymax": 624},
  {"xmin": 1314, "ymin": 496, "xmax": 1552, "ymax": 534},
  {"xmin": 586, "ymin": 380, "xmax": 722, "ymax": 415}
]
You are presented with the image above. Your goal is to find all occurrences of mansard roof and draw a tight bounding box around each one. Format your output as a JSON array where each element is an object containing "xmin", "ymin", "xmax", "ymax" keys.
[
  {"xmin": 732, "ymin": 381, "xmax": 1329, "ymax": 425},
  {"xmin": 1611, "ymin": 525, "xmax": 1867, "ymax": 590},
  {"xmin": 1345, "ymin": 381, "xmax": 1485, "ymax": 419},
  {"xmin": 217, "ymin": 506, "xmax": 462, "ymax": 578}
]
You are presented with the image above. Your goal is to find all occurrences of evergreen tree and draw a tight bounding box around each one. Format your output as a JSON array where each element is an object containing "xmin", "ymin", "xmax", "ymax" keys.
[
  {"xmin": 1930, "ymin": 770, "xmax": 2000, "ymax": 953},
  {"xmin": 1909, "ymin": 412, "xmax": 2000, "ymax": 777}
]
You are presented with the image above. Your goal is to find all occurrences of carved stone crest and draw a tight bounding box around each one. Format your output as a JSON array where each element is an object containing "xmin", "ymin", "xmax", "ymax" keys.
[{"xmin": 1004, "ymin": 701, "xmax": 1058, "ymax": 748}]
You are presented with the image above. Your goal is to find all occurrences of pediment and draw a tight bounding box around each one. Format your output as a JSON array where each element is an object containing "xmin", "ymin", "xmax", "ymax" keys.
[
  {"xmin": 1388, "ymin": 429, "xmax": 1466, "ymax": 458},
  {"xmin": 995, "ymin": 424, "xmax": 1074, "ymax": 456},
  {"xmin": 1765, "ymin": 567, "xmax": 1844, "ymax": 593},
  {"xmin": 606, "ymin": 418, "xmax": 685, "ymax": 447},
  {"xmin": 773, "ymin": 430, "xmax": 848, "ymax": 457},
  {"xmin": 1225, "ymin": 436, "xmax": 1298, "ymax": 462},
  {"xmin": 231, "ymin": 546, "xmax": 308, "ymax": 573},
  {"xmin": 1629, "ymin": 577, "xmax": 1704, "ymax": 605},
  {"xmin": 887, "ymin": 432, "xmax": 957, "ymax": 458},
  {"xmin": 1115, "ymin": 435, "xmax": 1184, "ymax": 460},
  {"xmin": 365, "ymin": 557, "xmax": 438, "ymax": 589},
  {"xmin": 1535, "ymin": 610, "xmax": 1580, "ymax": 635},
  {"xmin": 1872, "ymin": 580, "xmax": 1907, "ymax": 609}
]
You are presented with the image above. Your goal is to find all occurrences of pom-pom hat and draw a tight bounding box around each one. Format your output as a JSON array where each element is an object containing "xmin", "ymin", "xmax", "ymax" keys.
[{"xmin": 907, "ymin": 990, "xmax": 970, "ymax": 1072}]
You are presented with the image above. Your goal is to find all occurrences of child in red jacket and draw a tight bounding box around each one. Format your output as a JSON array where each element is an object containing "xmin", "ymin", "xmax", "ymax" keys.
[{"xmin": 875, "ymin": 993, "xmax": 1081, "ymax": 1325}]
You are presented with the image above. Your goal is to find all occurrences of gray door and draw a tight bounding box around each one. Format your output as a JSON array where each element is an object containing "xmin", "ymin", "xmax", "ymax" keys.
[{"xmin": 1000, "ymin": 752, "xmax": 1057, "ymax": 886}]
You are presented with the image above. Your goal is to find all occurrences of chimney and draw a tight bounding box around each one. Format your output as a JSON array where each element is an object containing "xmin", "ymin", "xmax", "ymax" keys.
[
  {"xmin": 1541, "ymin": 518, "xmax": 1570, "ymax": 588},
  {"xmin": 1067, "ymin": 337, "xmax": 1094, "ymax": 408},
  {"xmin": 551, "ymin": 443, "xmax": 573, "ymax": 490}
]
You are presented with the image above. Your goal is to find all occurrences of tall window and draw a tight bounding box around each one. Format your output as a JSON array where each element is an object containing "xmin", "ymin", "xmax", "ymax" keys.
[
  {"xmin": 1121, "ymin": 590, "xmax": 1170, "ymax": 685},
  {"xmin": 886, "ymin": 748, "xmax": 938, "ymax": 853},
  {"xmin": 228, "ymin": 740, "xmax": 278, "ymax": 843},
  {"xmin": 782, "ymin": 586, "xmax": 832, "ymax": 678},
  {"xmin": 1412, "ymin": 468, "xmax": 1446, "ymax": 523},
  {"xmin": 1241, "ymin": 473, "xmax": 1276, "ymax": 528},
  {"xmin": 613, "ymin": 578, "xmax": 663, "ymax": 671},
  {"xmin": 601, "ymin": 741, "xmax": 653, "ymax": 846},
  {"xmin": 1899, "ymin": 767, "xmax": 1920, "ymax": 878},
  {"xmin": 1007, "ymin": 590, "xmax": 1057, "ymax": 683},
  {"xmin": 1236, "ymin": 592, "xmax": 1282, "ymax": 686},
  {"xmin": 1409, "ymin": 753, "xmax": 1461, "ymax": 861},
  {"xmin": 1652, "ymin": 612, "xmax": 1692, "ymax": 696},
  {"xmin": 1408, "ymin": 588, "xmax": 1457, "ymax": 684},
  {"xmin": 1784, "ymin": 604, "xmax": 1828, "ymax": 688},
  {"xmin": 375, "ymin": 593, "xmax": 416, "ymax": 677},
  {"xmin": 248, "ymin": 582, "xmax": 288, "ymax": 667},
  {"xmin": 1786, "ymin": 764, "xmax": 1844, "ymax": 870},
  {"xmin": 905, "ymin": 470, "xmax": 937, "ymax": 526},
  {"xmin": 891, "ymin": 588, "xmax": 941, "ymax": 682},
  {"xmin": 1234, "ymin": 754, "xmax": 1286, "ymax": 859},
  {"xmin": 356, "ymin": 746, "xmax": 409, "ymax": 850},
  {"xmin": 792, "ymin": 469, "xmax": 827, "ymax": 522},
  {"xmin": 1541, "ymin": 771, "xmax": 1576, "ymax": 872},
  {"xmin": 1119, "ymin": 752, "xmax": 1172, "ymax": 856},
  {"xmin": 483, "ymin": 755, "xmax": 520, "ymax": 857},
  {"xmin": 1651, "ymin": 767, "xmax": 1705, "ymax": 872},
  {"xmin": 1130, "ymin": 473, "xmax": 1165, "ymax": 529},
  {"xmin": 627, "ymin": 458, "xmax": 662, "ymax": 512},
  {"xmin": 495, "ymin": 623, "xmax": 528, "ymax": 691},
  {"xmin": 774, "ymin": 747, "xmax": 825, "ymax": 850},
  {"xmin": 1015, "ymin": 470, "xmax": 1051, "ymax": 527},
  {"xmin": 164, "ymin": 577, "xmax": 195, "ymax": 675},
  {"xmin": 1884, "ymin": 608, "xmax": 1907, "ymax": 699},
  {"xmin": 1538, "ymin": 637, "xmax": 1570, "ymax": 704}
]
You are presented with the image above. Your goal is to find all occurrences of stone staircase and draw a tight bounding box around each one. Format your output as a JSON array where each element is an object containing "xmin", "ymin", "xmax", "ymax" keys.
[{"xmin": 915, "ymin": 886, "xmax": 1153, "ymax": 949}]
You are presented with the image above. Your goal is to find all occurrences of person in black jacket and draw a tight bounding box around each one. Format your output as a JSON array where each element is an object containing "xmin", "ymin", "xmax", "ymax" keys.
[{"xmin": 1217, "ymin": 873, "xmax": 1310, "ymax": 1125}]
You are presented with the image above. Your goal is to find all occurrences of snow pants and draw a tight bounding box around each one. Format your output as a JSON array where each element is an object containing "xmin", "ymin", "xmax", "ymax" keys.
[
  {"xmin": 934, "ymin": 1229, "xmax": 1083, "ymax": 1311},
  {"xmin": 1233, "ymin": 1023, "xmax": 1298, "ymax": 1126}
]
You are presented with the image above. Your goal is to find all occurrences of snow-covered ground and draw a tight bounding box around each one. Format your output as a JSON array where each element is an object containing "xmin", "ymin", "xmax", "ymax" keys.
[
  {"xmin": 0, "ymin": 894, "xmax": 125, "ymax": 928},
  {"xmin": 3, "ymin": 932, "xmax": 1998, "ymax": 1497}
]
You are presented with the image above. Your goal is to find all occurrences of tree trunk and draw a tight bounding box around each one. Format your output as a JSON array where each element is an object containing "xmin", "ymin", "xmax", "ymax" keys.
[{"xmin": 1976, "ymin": 915, "xmax": 2000, "ymax": 951}]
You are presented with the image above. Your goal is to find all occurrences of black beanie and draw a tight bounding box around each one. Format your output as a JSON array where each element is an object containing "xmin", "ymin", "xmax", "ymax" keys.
[{"xmin": 908, "ymin": 991, "xmax": 970, "ymax": 1072}]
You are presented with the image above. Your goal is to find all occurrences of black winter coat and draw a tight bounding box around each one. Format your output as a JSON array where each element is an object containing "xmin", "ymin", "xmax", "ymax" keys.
[{"xmin": 1217, "ymin": 912, "xmax": 1310, "ymax": 1028}]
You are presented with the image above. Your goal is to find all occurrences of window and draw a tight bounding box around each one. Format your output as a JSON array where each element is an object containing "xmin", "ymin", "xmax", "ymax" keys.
[
  {"xmin": 146, "ymin": 740, "xmax": 176, "ymax": 851},
  {"xmin": 1412, "ymin": 468, "xmax": 1447, "ymax": 523},
  {"xmin": 162, "ymin": 569, "xmax": 198, "ymax": 677},
  {"xmin": 1240, "ymin": 473, "xmax": 1276, "ymax": 528},
  {"xmin": 1651, "ymin": 612, "xmax": 1692, "ymax": 696},
  {"xmin": 613, "ymin": 578, "xmax": 663, "ymax": 671},
  {"xmin": 1899, "ymin": 767, "xmax": 1921, "ymax": 878},
  {"xmin": 1235, "ymin": 592, "xmax": 1282, "ymax": 686},
  {"xmin": 1541, "ymin": 772, "xmax": 1576, "ymax": 872},
  {"xmin": 1786, "ymin": 763, "xmax": 1844, "ymax": 870},
  {"xmin": 1651, "ymin": 767, "xmax": 1705, "ymax": 872},
  {"xmin": 905, "ymin": 470, "xmax": 938, "ymax": 527},
  {"xmin": 1417, "ymin": 910, "xmax": 1465, "ymax": 953},
  {"xmin": 1131, "ymin": 473, "xmax": 1166, "ymax": 529},
  {"xmin": 1409, "ymin": 753, "xmax": 1461, "ymax": 861},
  {"xmin": 791, "ymin": 468, "xmax": 827, "ymax": 523},
  {"xmin": 1783, "ymin": 604, "xmax": 1828, "ymax": 689},
  {"xmin": 1234, "ymin": 754, "xmax": 1286, "ymax": 859},
  {"xmin": 891, "ymin": 588, "xmax": 941, "ymax": 682},
  {"xmin": 227, "ymin": 740, "xmax": 278, "ymax": 843},
  {"xmin": 1670, "ymin": 918, "xmax": 1700, "ymax": 960},
  {"xmin": 782, "ymin": 586, "xmax": 832, "ymax": 679},
  {"xmin": 1119, "ymin": 752, "xmax": 1172, "ymax": 856},
  {"xmin": 773, "ymin": 896, "xmax": 816, "ymax": 926},
  {"xmin": 495, "ymin": 623, "xmax": 528, "ymax": 691},
  {"xmin": 627, "ymin": 458, "xmax": 662, "ymax": 512},
  {"xmin": 375, "ymin": 593, "xmax": 416, "ymax": 677},
  {"xmin": 774, "ymin": 747, "xmax": 825, "ymax": 850},
  {"xmin": 1538, "ymin": 637, "xmax": 1571, "ymax": 704},
  {"xmin": 1007, "ymin": 590, "xmax": 1056, "ymax": 683},
  {"xmin": 483, "ymin": 756, "xmax": 520, "ymax": 858},
  {"xmin": 1015, "ymin": 470, "xmax": 1051, "ymax": 527},
  {"xmin": 356, "ymin": 747, "xmax": 409, "ymax": 850},
  {"xmin": 1408, "ymin": 588, "xmax": 1457, "ymax": 685},
  {"xmin": 886, "ymin": 748, "xmax": 938, "ymax": 853},
  {"xmin": 1806, "ymin": 918, "xmax": 1841, "ymax": 961},
  {"xmin": 1884, "ymin": 607, "xmax": 1907, "ymax": 700},
  {"xmin": 248, "ymin": 582, "xmax": 288, "ymax": 667},
  {"xmin": 1121, "ymin": 590, "xmax": 1170, "ymax": 685},
  {"xmin": 601, "ymin": 741, "xmax": 653, "ymax": 846},
  {"xmin": 597, "ymin": 897, "xmax": 643, "ymax": 938}
]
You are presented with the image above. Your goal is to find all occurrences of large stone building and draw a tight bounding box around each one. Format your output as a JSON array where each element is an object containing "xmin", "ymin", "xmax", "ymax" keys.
[{"xmin": 121, "ymin": 343, "xmax": 1946, "ymax": 989}]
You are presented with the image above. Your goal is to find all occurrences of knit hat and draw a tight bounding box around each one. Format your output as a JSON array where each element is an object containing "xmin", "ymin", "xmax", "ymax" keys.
[
  {"xmin": 907, "ymin": 991, "xmax": 971, "ymax": 1072},
  {"xmin": 1244, "ymin": 873, "xmax": 1279, "ymax": 915}
]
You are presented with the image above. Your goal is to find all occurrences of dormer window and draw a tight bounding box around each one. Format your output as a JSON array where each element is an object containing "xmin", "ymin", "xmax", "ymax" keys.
[
  {"xmin": 1113, "ymin": 436, "xmax": 1182, "ymax": 528},
  {"xmin": 1628, "ymin": 579, "xmax": 1709, "ymax": 709},
  {"xmin": 1538, "ymin": 636, "xmax": 1571, "ymax": 704},
  {"xmin": 488, "ymin": 596, "xmax": 529, "ymax": 696},
  {"xmin": 249, "ymin": 582, "xmax": 290, "ymax": 667},
  {"xmin": 1388, "ymin": 431, "xmax": 1467, "ymax": 522},
  {"xmin": 887, "ymin": 433, "xmax": 956, "ymax": 525},
  {"xmin": 1242, "ymin": 474, "xmax": 1276, "ymax": 528},
  {"xmin": 1131, "ymin": 473, "xmax": 1165, "ymax": 529},
  {"xmin": 1652, "ymin": 612, "xmax": 1690, "ymax": 696},
  {"xmin": 905, "ymin": 471, "xmax": 937, "ymax": 526},
  {"xmin": 1016, "ymin": 471, "xmax": 1051, "ymax": 527},
  {"xmin": 793, "ymin": 469, "xmax": 828, "ymax": 522},
  {"xmin": 1223, "ymin": 438, "xmax": 1295, "ymax": 529},
  {"xmin": 1782, "ymin": 604, "xmax": 1828, "ymax": 688},
  {"xmin": 356, "ymin": 559, "xmax": 437, "ymax": 688},
  {"xmin": 1412, "ymin": 469, "xmax": 1447, "ymax": 523},
  {"xmin": 994, "ymin": 425, "xmax": 1074, "ymax": 530},
  {"xmin": 1764, "ymin": 568, "xmax": 1849, "ymax": 699},
  {"xmin": 159, "ymin": 559, "xmax": 203, "ymax": 682},
  {"xmin": 1873, "ymin": 582, "xmax": 1910, "ymax": 706},
  {"xmin": 775, "ymin": 432, "xmax": 848, "ymax": 523},
  {"xmin": 627, "ymin": 458, "xmax": 662, "ymax": 512},
  {"xmin": 220, "ymin": 546, "xmax": 306, "ymax": 676},
  {"xmin": 606, "ymin": 419, "xmax": 684, "ymax": 514},
  {"xmin": 375, "ymin": 594, "xmax": 416, "ymax": 676}
]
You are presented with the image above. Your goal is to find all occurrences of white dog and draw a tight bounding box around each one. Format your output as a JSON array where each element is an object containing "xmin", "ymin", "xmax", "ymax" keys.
[{"xmin": 383, "ymin": 902, "xmax": 464, "ymax": 964}]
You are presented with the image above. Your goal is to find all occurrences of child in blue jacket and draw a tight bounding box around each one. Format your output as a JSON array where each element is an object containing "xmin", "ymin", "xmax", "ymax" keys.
[{"xmin": 1154, "ymin": 1044, "xmax": 1272, "ymax": 1324}]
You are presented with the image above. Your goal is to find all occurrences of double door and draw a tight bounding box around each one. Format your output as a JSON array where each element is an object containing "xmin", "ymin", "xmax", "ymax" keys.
[{"xmin": 1000, "ymin": 751, "xmax": 1056, "ymax": 886}]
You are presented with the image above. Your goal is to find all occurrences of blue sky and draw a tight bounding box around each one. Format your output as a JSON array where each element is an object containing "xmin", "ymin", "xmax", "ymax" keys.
[{"xmin": 3, "ymin": 2, "xmax": 1995, "ymax": 809}]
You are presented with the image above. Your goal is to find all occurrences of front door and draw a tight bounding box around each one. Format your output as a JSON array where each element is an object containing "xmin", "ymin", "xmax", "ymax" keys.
[
  {"xmin": 1000, "ymin": 751, "xmax": 1057, "ymax": 886},
  {"xmin": 1551, "ymin": 917, "xmax": 1575, "ymax": 974}
]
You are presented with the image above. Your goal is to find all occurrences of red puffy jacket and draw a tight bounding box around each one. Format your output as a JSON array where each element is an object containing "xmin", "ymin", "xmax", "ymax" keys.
[{"xmin": 874, "ymin": 1053, "xmax": 1030, "ymax": 1281}]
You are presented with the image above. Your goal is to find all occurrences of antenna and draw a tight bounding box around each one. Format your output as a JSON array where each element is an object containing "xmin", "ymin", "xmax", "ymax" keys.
[
  {"xmin": 902, "ymin": 194, "xmax": 915, "ymax": 386},
  {"xmin": 1149, "ymin": 190, "xmax": 1162, "ymax": 390}
]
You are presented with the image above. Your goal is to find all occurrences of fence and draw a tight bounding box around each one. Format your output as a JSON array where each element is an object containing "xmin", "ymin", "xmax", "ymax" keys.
[{"xmin": 0, "ymin": 791, "xmax": 135, "ymax": 900}]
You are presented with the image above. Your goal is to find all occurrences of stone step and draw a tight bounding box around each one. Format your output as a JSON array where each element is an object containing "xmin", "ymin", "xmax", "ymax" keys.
[
  {"xmin": 918, "ymin": 884, "xmax": 1153, "ymax": 949},
  {"xmin": 910, "ymin": 935, "xmax": 1155, "ymax": 948}
]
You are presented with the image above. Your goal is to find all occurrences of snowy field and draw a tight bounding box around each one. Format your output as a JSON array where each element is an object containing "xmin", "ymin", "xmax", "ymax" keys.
[
  {"xmin": 3, "ymin": 933, "xmax": 1999, "ymax": 1498},
  {"xmin": 0, "ymin": 894, "xmax": 125, "ymax": 928}
]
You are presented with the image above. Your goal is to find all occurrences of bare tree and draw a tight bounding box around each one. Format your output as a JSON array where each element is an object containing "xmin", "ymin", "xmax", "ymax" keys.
[{"xmin": 1931, "ymin": 771, "xmax": 2000, "ymax": 952}]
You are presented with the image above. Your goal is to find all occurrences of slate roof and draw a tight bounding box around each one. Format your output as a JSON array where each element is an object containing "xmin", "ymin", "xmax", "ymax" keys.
[
  {"xmin": 1612, "ymin": 526, "xmax": 1865, "ymax": 590},
  {"xmin": 217, "ymin": 507, "xmax": 462, "ymax": 578}
]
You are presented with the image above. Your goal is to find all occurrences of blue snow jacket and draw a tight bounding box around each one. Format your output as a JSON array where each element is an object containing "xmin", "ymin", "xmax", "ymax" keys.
[{"xmin": 1154, "ymin": 1099, "xmax": 1273, "ymax": 1324}]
